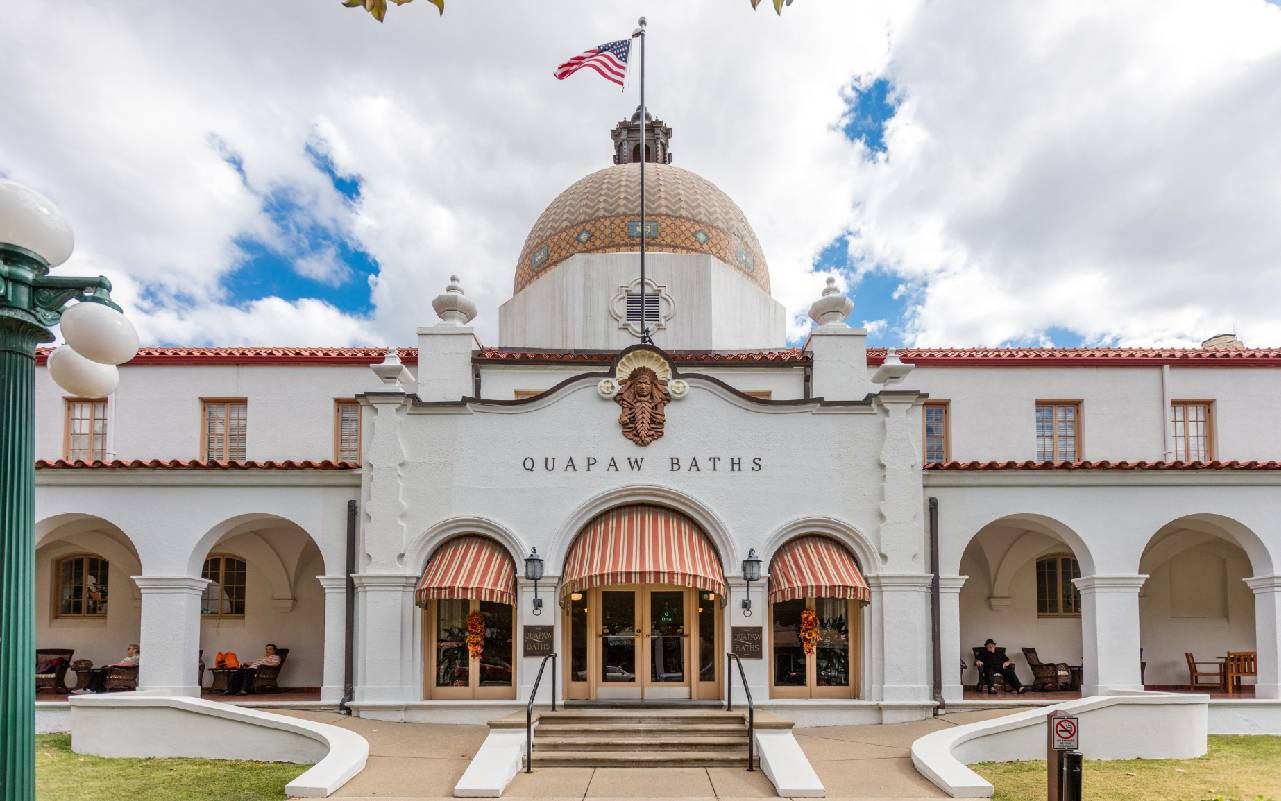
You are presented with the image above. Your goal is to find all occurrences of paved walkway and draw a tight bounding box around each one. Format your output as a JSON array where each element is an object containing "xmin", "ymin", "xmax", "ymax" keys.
[{"xmin": 281, "ymin": 708, "xmax": 1023, "ymax": 801}]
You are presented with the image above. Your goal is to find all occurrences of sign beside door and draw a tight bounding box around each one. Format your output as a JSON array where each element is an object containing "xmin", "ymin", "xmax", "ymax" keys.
[
  {"xmin": 731, "ymin": 626, "xmax": 763, "ymax": 659},
  {"xmin": 523, "ymin": 625, "xmax": 555, "ymax": 657}
]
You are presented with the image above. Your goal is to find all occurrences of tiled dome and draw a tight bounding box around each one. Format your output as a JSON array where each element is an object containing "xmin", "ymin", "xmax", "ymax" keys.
[{"xmin": 514, "ymin": 163, "xmax": 770, "ymax": 294}]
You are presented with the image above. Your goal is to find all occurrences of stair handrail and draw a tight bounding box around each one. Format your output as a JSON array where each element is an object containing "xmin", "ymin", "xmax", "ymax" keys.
[
  {"xmin": 525, "ymin": 652, "xmax": 557, "ymax": 773},
  {"xmin": 725, "ymin": 651, "xmax": 755, "ymax": 771}
]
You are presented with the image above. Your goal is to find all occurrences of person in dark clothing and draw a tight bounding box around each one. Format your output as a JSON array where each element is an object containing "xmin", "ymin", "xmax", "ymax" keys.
[
  {"xmin": 224, "ymin": 643, "xmax": 281, "ymax": 696},
  {"xmin": 976, "ymin": 638, "xmax": 1027, "ymax": 694}
]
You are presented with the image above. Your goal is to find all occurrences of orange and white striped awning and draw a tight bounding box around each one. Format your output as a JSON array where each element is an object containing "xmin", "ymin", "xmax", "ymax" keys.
[
  {"xmin": 561, "ymin": 505, "xmax": 727, "ymax": 603},
  {"xmin": 768, "ymin": 536, "xmax": 870, "ymax": 604},
  {"xmin": 416, "ymin": 536, "xmax": 516, "ymax": 607}
]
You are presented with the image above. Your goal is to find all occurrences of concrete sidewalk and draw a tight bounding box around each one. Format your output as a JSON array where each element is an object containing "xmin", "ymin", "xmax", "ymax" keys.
[{"xmin": 281, "ymin": 708, "xmax": 1023, "ymax": 801}]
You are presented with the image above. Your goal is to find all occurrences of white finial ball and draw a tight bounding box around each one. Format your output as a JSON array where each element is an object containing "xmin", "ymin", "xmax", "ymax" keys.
[
  {"xmin": 48, "ymin": 345, "xmax": 119, "ymax": 398},
  {"xmin": 0, "ymin": 180, "xmax": 74, "ymax": 266},
  {"xmin": 60, "ymin": 302, "xmax": 139, "ymax": 365}
]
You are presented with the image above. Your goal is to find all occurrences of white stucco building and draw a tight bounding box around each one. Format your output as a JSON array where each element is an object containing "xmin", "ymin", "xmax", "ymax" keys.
[{"xmin": 33, "ymin": 112, "xmax": 1281, "ymax": 729}]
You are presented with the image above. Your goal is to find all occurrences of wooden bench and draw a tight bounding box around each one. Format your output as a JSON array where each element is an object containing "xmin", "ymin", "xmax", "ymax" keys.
[{"xmin": 1225, "ymin": 651, "xmax": 1257, "ymax": 694}]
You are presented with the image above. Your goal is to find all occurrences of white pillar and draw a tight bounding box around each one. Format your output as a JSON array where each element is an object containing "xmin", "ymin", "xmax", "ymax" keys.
[
  {"xmin": 132, "ymin": 575, "xmax": 208, "ymax": 696},
  {"xmin": 1245, "ymin": 575, "xmax": 1281, "ymax": 700},
  {"xmin": 317, "ymin": 575, "xmax": 349, "ymax": 704},
  {"xmin": 353, "ymin": 574, "xmax": 418, "ymax": 704},
  {"xmin": 869, "ymin": 573, "xmax": 933, "ymax": 703},
  {"xmin": 1075, "ymin": 574, "xmax": 1147, "ymax": 695},
  {"xmin": 939, "ymin": 576, "xmax": 968, "ymax": 703}
]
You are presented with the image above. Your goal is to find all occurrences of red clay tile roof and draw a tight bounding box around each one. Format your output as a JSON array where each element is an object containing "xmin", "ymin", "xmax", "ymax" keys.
[
  {"xmin": 36, "ymin": 459, "xmax": 359, "ymax": 470},
  {"xmin": 924, "ymin": 460, "xmax": 1281, "ymax": 471},
  {"xmin": 869, "ymin": 347, "xmax": 1281, "ymax": 367},
  {"xmin": 29, "ymin": 345, "xmax": 1281, "ymax": 367}
]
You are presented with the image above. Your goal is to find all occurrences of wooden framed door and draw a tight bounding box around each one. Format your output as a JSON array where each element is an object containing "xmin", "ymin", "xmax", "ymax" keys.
[
  {"xmin": 424, "ymin": 598, "xmax": 516, "ymax": 700},
  {"xmin": 644, "ymin": 588, "xmax": 690, "ymax": 699},
  {"xmin": 597, "ymin": 588, "xmax": 642, "ymax": 699},
  {"xmin": 769, "ymin": 596, "xmax": 860, "ymax": 699}
]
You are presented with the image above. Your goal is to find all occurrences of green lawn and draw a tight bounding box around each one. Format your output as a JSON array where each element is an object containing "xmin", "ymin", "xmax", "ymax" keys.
[
  {"xmin": 37, "ymin": 733, "xmax": 309, "ymax": 801},
  {"xmin": 972, "ymin": 735, "xmax": 1281, "ymax": 801}
]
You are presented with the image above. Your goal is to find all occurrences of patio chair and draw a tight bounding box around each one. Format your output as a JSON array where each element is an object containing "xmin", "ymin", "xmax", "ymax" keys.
[
  {"xmin": 971, "ymin": 646, "xmax": 1011, "ymax": 691},
  {"xmin": 1023, "ymin": 647, "xmax": 1072, "ymax": 691},
  {"xmin": 1224, "ymin": 651, "xmax": 1257, "ymax": 695},
  {"xmin": 1185, "ymin": 652, "xmax": 1224, "ymax": 691},
  {"xmin": 35, "ymin": 649, "xmax": 75, "ymax": 694},
  {"xmin": 251, "ymin": 648, "xmax": 290, "ymax": 693},
  {"xmin": 104, "ymin": 664, "xmax": 139, "ymax": 692}
]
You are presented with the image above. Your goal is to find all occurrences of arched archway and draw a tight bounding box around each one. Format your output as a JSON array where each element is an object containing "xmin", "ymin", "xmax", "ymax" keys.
[
  {"xmin": 1139, "ymin": 514, "xmax": 1268, "ymax": 694},
  {"xmin": 957, "ymin": 513, "xmax": 1093, "ymax": 698}
]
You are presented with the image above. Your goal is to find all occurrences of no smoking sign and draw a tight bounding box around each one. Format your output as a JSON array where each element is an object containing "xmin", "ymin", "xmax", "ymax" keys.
[{"xmin": 1052, "ymin": 716, "xmax": 1079, "ymax": 750}]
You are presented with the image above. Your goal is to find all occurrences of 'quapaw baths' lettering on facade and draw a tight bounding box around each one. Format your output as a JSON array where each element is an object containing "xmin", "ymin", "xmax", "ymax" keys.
[{"xmin": 520, "ymin": 456, "xmax": 763, "ymax": 472}]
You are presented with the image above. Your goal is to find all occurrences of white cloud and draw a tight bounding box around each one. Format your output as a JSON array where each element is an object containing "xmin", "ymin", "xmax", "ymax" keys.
[
  {"xmin": 3, "ymin": 2, "xmax": 1279, "ymax": 349},
  {"xmin": 861, "ymin": 319, "xmax": 887, "ymax": 337},
  {"xmin": 293, "ymin": 247, "xmax": 352, "ymax": 286}
]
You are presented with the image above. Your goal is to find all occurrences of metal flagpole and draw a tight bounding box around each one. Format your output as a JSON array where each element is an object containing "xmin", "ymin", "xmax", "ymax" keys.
[{"xmin": 633, "ymin": 17, "xmax": 651, "ymax": 344}]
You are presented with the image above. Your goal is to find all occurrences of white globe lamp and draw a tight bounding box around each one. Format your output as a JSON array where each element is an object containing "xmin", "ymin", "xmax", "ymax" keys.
[
  {"xmin": 0, "ymin": 180, "xmax": 74, "ymax": 266},
  {"xmin": 47, "ymin": 345, "xmax": 119, "ymax": 398},
  {"xmin": 60, "ymin": 301, "xmax": 139, "ymax": 365}
]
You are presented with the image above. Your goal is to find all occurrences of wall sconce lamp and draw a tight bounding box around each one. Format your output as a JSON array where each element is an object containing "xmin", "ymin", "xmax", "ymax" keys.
[
  {"xmin": 525, "ymin": 547, "xmax": 545, "ymax": 615},
  {"xmin": 741, "ymin": 548, "xmax": 762, "ymax": 617}
]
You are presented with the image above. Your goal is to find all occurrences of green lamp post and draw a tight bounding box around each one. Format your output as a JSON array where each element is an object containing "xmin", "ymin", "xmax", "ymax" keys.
[{"xmin": 0, "ymin": 180, "xmax": 137, "ymax": 801}]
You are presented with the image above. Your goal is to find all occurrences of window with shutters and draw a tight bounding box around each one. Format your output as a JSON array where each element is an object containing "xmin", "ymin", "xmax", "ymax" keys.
[
  {"xmin": 63, "ymin": 398, "xmax": 108, "ymax": 461},
  {"xmin": 1171, "ymin": 400, "xmax": 1213, "ymax": 461},
  {"xmin": 201, "ymin": 554, "xmax": 246, "ymax": 616},
  {"xmin": 202, "ymin": 399, "xmax": 247, "ymax": 462},
  {"xmin": 1035, "ymin": 401, "xmax": 1081, "ymax": 461},
  {"xmin": 922, "ymin": 400, "xmax": 949, "ymax": 463},
  {"xmin": 334, "ymin": 399, "xmax": 361, "ymax": 463},
  {"xmin": 55, "ymin": 554, "xmax": 109, "ymax": 617},
  {"xmin": 1035, "ymin": 554, "xmax": 1081, "ymax": 617}
]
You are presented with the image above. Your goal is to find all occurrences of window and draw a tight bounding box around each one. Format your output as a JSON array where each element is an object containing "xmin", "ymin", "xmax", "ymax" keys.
[
  {"xmin": 426, "ymin": 599, "xmax": 515, "ymax": 699},
  {"xmin": 513, "ymin": 390, "xmax": 542, "ymax": 400},
  {"xmin": 63, "ymin": 398, "xmax": 108, "ymax": 461},
  {"xmin": 334, "ymin": 399, "xmax": 361, "ymax": 463},
  {"xmin": 1172, "ymin": 401, "xmax": 1213, "ymax": 461},
  {"xmin": 55, "ymin": 555, "xmax": 109, "ymax": 617},
  {"xmin": 770, "ymin": 596, "xmax": 860, "ymax": 698},
  {"xmin": 202, "ymin": 399, "xmax": 247, "ymax": 462},
  {"xmin": 923, "ymin": 401, "xmax": 949, "ymax": 462},
  {"xmin": 201, "ymin": 555, "xmax": 246, "ymax": 616},
  {"xmin": 743, "ymin": 390, "xmax": 773, "ymax": 400},
  {"xmin": 1035, "ymin": 401, "xmax": 1081, "ymax": 461},
  {"xmin": 625, "ymin": 293, "xmax": 661, "ymax": 324},
  {"xmin": 1036, "ymin": 555, "xmax": 1081, "ymax": 617}
]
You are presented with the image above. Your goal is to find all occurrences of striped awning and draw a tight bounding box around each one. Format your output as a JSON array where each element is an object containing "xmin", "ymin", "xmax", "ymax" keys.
[
  {"xmin": 561, "ymin": 505, "xmax": 727, "ymax": 603},
  {"xmin": 416, "ymin": 536, "xmax": 516, "ymax": 607},
  {"xmin": 768, "ymin": 536, "xmax": 870, "ymax": 604}
]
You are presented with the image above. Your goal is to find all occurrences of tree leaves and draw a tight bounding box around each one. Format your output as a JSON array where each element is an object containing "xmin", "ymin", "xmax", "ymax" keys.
[
  {"xmin": 343, "ymin": 0, "xmax": 444, "ymax": 23},
  {"xmin": 750, "ymin": 0, "xmax": 794, "ymax": 13}
]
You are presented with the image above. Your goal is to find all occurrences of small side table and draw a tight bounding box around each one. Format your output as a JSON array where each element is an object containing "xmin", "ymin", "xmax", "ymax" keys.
[
  {"xmin": 70, "ymin": 659, "xmax": 94, "ymax": 693},
  {"xmin": 1067, "ymin": 665, "xmax": 1083, "ymax": 691},
  {"xmin": 209, "ymin": 668, "xmax": 233, "ymax": 692}
]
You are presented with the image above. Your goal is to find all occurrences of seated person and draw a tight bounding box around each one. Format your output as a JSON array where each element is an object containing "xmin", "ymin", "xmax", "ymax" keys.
[
  {"xmin": 224, "ymin": 643, "xmax": 281, "ymax": 696},
  {"xmin": 976, "ymin": 638, "xmax": 1027, "ymax": 694},
  {"xmin": 76, "ymin": 644, "xmax": 139, "ymax": 694}
]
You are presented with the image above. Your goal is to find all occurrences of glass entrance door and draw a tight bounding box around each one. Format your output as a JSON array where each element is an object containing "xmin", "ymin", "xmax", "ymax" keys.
[
  {"xmin": 599, "ymin": 590, "xmax": 641, "ymax": 698},
  {"xmin": 647, "ymin": 590, "xmax": 687, "ymax": 698}
]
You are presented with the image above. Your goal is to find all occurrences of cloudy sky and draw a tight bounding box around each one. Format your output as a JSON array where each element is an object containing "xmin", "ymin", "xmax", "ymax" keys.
[{"xmin": 3, "ymin": 1, "xmax": 1280, "ymax": 348}]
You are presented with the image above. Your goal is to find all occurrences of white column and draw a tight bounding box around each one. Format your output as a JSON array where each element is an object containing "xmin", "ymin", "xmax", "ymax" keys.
[
  {"xmin": 939, "ymin": 576, "xmax": 968, "ymax": 703},
  {"xmin": 1245, "ymin": 576, "xmax": 1281, "ymax": 700},
  {"xmin": 132, "ymin": 575, "xmax": 208, "ymax": 696},
  {"xmin": 869, "ymin": 573, "xmax": 933, "ymax": 703},
  {"xmin": 317, "ymin": 575, "xmax": 349, "ymax": 704},
  {"xmin": 1075, "ymin": 574, "xmax": 1147, "ymax": 695},
  {"xmin": 353, "ymin": 574, "xmax": 418, "ymax": 704}
]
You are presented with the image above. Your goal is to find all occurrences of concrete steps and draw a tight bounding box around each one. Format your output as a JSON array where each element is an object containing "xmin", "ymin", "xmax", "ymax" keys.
[{"xmin": 529, "ymin": 708, "xmax": 754, "ymax": 768}]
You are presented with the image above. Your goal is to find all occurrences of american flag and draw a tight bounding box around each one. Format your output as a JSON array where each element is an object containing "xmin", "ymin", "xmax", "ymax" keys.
[{"xmin": 553, "ymin": 39, "xmax": 631, "ymax": 87}]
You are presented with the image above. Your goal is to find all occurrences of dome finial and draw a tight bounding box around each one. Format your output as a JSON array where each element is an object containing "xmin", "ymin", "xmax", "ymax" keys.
[
  {"xmin": 612, "ymin": 108, "xmax": 673, "ymax": 165},
  {"xmin": 808, "ymin": 275, "xmax": 853, "ymax": 327},
  {"xmin": 432, "ymin": 274, "xmax": 477, "ymax": 326}
]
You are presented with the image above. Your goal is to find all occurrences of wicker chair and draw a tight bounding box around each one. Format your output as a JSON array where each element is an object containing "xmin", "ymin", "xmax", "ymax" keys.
[
  {"xmin": 104, "ymin": 664, "xmax": 139, "ymax": 692},
  {"xmin": 251, "ymin": 648, "xmax": 290, "ymax": 693},
  {"xmin": 971, "ymin": 646, "xmax": 1011, "ymax": 691},
  {"xmin": 35, "ymin": 649, "xmax": 75, "ymax": 694},
  {"xmin": 1023, "ymin": 647, "xmax": 1072, "ymax": 691}
]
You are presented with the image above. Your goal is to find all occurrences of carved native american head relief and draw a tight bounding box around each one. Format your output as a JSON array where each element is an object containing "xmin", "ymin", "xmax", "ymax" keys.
[{"xmin": 601, "ymin": 349, "xmax": 687, "ymax": 447}]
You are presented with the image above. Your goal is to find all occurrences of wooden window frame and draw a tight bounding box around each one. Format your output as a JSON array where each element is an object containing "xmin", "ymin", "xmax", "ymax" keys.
[
  {"xmin": 1171, "ymin": 400, "xmax": 1215, "ymax": 461},
  {"xmin": 53, "ymin": 553, "xmax": 109, "ymax": 619},
  {"xmin": 513, "ymin": 390, "xmax": 542, "ymax": 400},
  {"xmin": 922, "ymin": 400, "xmax": 950, "ymax": 463},
  {"xmin": 333, "ymin": 399, "xmax": 362, "ymax": 463},
  {"xmin": 62, "ymin": 397, "xmax": 109, "ymax": 462},
  {"xmin": 1035, "ymin": 554, "xmax": 1082, "ymax": 618},
  {"xmin": 1034, "ymin": 400, "xmax": 1083, "ymax": 461},
  {"xmin": 743, "ymin": 390, "xmax": 773, "ymax": 400},
  {"xmin": 200, "ymin": 398, "xmax": 248, "ymax": 463},
  {"xmin": 200, "ymin": 553, "xmax": 247, "ymax": 618},
  {"xmin": 423, "ymin": 598, "xmax": 517, "ymax": 700},
  {"xmin": 769, "ymin": 596, "xmax": 861, "ymax": 700}
]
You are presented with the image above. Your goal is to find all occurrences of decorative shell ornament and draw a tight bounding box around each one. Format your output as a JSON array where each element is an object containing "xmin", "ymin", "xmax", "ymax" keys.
[{"xmin": 614, "ymin": 349, "xmax": 672, "ymax": 383}]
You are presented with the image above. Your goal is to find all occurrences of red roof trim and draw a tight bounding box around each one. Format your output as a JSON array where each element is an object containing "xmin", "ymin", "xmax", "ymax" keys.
[
  {"xmin": 472, "ymin": 347, "xmax": 808, "ymax": 365},
  {"xmin": 868, "ymin": 347, "xmax": 1281, "ymax": 367},
  {"xmin": 925, "ymin": 460, "xmax": 1281, "ymax": 471},
  {"xmin": 34, "ymin": 347, "xmax": 417, "ymax": 367},
  {"xmin": 36, "ymin": 459, "xmax": 359, "ymax": 470}
]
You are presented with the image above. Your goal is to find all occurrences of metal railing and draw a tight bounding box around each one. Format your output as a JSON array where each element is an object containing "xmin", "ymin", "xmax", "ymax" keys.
[
  {"xmin": 725, "ymin": 651, "xmax": 755, "ymax": 771},
  {"xmin": 525, "ymin": 652, "xmax": 557, "ymax": 773}
]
